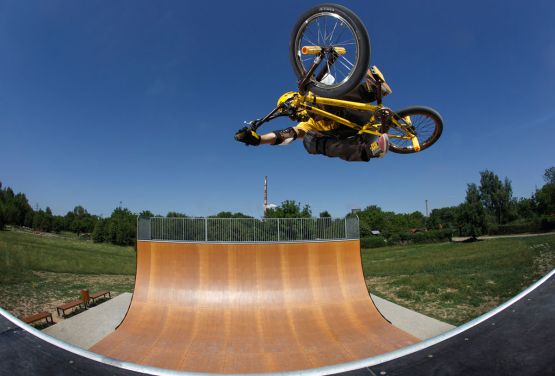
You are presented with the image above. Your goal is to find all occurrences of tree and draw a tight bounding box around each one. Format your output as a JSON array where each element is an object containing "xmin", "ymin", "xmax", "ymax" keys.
[
  {"xmin": 104, "ymin": 207, "xmax": 136, "ymax": 245},
  {"xmin": 264, "ymin": 200, "xmax": 312, "ymax": 218},
  {"xmin": 0, "ymin": 202, "xmax": 5, "ymax": 230},
  {"xmin": 39, "ymin": 207, "xmax": 54, "ymax": 232},
  {"xmin": 92, "ymin": 219, "xmax": 106, "ymax": 243},
  {"xmin": 32, "ymin": 210, "xmax": 44, "ymax": 231},
  {"xmin": 52, "ymin": 216, "xmax": 64, "ymax": 233},
  {"xmin": 428, "ymin": 206, "xmax": 459, "ymax": 230},
  {"xmin": 515, "ymin": 197, "xmax": 536, "ymax": 220},
  {"xmin": 544, "ymin": 167, "xmax": 555, "ymax": 185},
  {"xmin": 166, "ymin": 211, "xmax": 187, "ymax": 218},
  {"xmin": 66, "ymin": 206, "xmax": 97, "ymax": 235},
  {"xmin": 457, "ymin": 183, "xmax": 488, "ymax": 238},
  {"xmin": 533, "ymin": 184, "xmax": 555, "ymax": 215},
  {"xmin": 479, "ymin": 170, "xmax": 514, "ymax": 225},
  {"xmin": 357, "ymin": 205, "xmax": 385, "ymax": 237},
  {"xmin": 319, "ymin": 211, "xmax": 332, "ymax": 218},
  {"xmin": 210, "ymin": 211, "xmax": 252, "ymax": 218},
  {"xmin": 139, "ymin": 210, "xmax": 155, "ymax": 218}
]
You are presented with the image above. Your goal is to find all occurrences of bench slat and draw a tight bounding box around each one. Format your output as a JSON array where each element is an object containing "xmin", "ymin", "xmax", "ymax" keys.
[
  {"xmin": 22, "ymin": 311, "xmax": 52, "ymax": 324},
  {"xmin": 57, "ymin": 299, "xmax": 85, "ymax": 310},
  {"xmin": 90, "ymin": 290, "xmax": 110, "ymax": 299}
]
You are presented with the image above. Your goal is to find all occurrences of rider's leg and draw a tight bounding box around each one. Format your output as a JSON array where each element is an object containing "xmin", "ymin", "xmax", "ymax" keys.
[{"xmin": 303, "ymin": 131, "xmax": 388, "ymax": 161}]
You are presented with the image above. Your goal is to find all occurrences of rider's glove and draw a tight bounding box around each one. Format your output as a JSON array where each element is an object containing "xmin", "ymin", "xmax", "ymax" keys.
[{"xmin": 235, "ymin": 127, "xmax": 261, "ymax": 146}]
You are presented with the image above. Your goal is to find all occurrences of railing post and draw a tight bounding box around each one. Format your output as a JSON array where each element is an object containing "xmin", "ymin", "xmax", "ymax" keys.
[
  {"xmin": 205, "ymin": 218, "xmax": 208, "ymax": 241},
  {"xmin": 344, "ymin": 218, "xmax": 348, "ymax": 239},
  {"xmin": 277, "ymin": 218, "xmax": 280, "ymax": 241}
]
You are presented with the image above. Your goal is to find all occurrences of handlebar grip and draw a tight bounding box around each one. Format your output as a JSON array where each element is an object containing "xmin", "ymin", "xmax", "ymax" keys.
[{"xmin": 301, "ymin": 46, "xmax": 346, "ymax": 55}]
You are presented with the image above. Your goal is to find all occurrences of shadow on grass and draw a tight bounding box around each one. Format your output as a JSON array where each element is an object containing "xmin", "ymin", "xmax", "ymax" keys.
[
  {"xmin": 87, "ymin": 297, "xmax": 111, "ymax": 308},
  {"xmin": 461, "ymin": 237, "xmax": 483, "ymax": 243},
  {"xmin": 32, "ymin": 321, "xmax": 56, "ymax": 330},
  {"xmin": 62, "ymin": 306, "xmax": 87, "ymax": 319}
]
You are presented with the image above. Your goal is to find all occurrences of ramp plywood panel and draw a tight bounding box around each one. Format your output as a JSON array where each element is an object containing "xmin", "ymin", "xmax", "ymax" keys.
[{"xmin": 91, "ymin": 240, "xmax": 417, "ymax": 373}]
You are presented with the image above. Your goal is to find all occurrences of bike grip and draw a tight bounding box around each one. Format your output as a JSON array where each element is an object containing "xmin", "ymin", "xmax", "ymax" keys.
[
  {"xmin": 301, "ymin": 46, "xmax": 346, "ymax": 55},
  {"xmin": 333, "ymin": 47, "xmax": 346, "ymax": 55},
  {"xmin": 301, "ymin": 46, "xmax": 322, "ymax": 54}
]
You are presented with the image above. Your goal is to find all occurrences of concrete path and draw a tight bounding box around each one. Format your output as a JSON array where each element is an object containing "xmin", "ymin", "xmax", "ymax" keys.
[
  {"xmin": 371, "ymin": 294, "xmax": 455, "ymax": 340},
  {"xmin": 43, "ymin": 293, "xmax": 132, "ymax": 350}
]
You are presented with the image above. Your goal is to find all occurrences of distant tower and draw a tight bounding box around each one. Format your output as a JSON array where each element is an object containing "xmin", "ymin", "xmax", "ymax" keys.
[{"xmin": 264, "ymin": 176, "xmax": 268, "ymax": 216}]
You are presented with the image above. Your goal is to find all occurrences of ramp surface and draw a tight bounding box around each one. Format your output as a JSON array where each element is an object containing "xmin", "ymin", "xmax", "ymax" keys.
[{"xmin": 91, "ymin": 240, "xmax": 417, "ymax": 373}]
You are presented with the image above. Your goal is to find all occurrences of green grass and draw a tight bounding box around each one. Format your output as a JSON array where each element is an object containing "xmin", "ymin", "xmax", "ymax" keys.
[
  {"xmin": 362, "ymin": 234, "xmax": 555, "ymax": 325},
  {"xmin": 0, "ymin": 229, "xmax": 136, "ymax": 319},
  {"xmin": 2, "ymin": 228, "xmax": 554, "ymax": 327},
  {"xmin": 0, "ymin": 229, "xmax": 135, "ymax": 284}
]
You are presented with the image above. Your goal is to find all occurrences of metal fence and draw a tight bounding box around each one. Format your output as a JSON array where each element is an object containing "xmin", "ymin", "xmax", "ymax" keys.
[{"xmin": 137, "ymin": 216, "xmax": 359, "ymax": 242}]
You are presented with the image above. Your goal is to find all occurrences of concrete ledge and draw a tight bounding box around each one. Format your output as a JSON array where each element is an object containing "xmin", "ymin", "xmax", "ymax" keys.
[
  {"xmin": 371, "ymin": 294, "xmax": 455, "ymax": 340},
  {"xmin": 43, "ymin": 293, "xmax": 132, "ymax": 349}
]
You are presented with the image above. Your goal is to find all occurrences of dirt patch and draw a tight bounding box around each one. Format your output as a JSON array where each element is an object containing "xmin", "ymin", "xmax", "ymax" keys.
[
  {"xmin": 365, "ymin": 276, "xmax": 503, "ymax": 325},
  {"xmin": 532, "ymin": 244, "xmax": 555, "ymax": 276}
]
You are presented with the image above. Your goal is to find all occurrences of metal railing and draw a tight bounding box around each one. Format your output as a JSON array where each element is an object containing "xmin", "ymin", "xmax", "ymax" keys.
[{"xmin": 137, "ymin": 216, "xmax": 359, "ymax": 243}]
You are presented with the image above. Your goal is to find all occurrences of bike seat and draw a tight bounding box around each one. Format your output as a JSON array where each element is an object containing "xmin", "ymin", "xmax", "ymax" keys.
[{"xmin": 366, "ymin": 66, "xmax": 392, "ymax": 96}]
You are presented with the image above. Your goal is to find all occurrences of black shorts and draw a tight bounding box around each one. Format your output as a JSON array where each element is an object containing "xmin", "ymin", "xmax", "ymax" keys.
[{"xmin": 303, "ymin": 130, "xmax": 377, "ymax": 162}]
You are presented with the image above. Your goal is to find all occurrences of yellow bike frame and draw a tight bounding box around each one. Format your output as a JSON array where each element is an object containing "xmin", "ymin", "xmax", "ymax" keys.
[{"xmin": 286, "ymin": 92, "xmax": 422, "ymax": 151}]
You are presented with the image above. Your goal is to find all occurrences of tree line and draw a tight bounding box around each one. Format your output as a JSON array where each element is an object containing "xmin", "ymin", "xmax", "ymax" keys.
[
  {"xmin": 0, "ymin": 167, "xmax": 553, "ymax": 246},
  {"xmin": 438, "ymin": 167, "xmax": 555, "ymax": 238}
]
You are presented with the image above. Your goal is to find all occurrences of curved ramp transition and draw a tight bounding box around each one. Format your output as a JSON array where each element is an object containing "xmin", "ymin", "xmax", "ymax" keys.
[{"xmin": 90, "ymin": 240, "xmax": 417, "ymax": 373}]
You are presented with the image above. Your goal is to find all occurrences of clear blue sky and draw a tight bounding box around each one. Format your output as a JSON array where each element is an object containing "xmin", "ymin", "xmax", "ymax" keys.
[{"xmin": 1, "ymin": 0, "xmax": 554, "ymax": 218}]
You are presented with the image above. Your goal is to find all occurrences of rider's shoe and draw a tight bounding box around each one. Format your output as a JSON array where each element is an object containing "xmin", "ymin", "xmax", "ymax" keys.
[{"xmin": 369, "ymin": 134, "xmax": 389, "ymax": 158}]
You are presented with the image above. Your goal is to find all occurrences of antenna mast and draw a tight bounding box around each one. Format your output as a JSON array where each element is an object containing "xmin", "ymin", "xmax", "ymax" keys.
[{"xmin": 264, "ymin": 176, "xmax": 268, "ymax": 216}]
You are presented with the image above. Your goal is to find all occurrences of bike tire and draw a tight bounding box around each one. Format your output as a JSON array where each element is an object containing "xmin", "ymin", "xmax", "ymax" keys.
[
  {"xmin": 388, "ymin": 106, "xmax": 443, "ymax": 154},
  {"xmin": 289, "ymin": 3, "xmax": 370, "ymax": 98}
]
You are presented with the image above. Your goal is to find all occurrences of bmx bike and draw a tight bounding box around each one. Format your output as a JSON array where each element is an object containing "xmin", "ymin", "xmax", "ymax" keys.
[{"xmin": 240, "ymin": 3, "xmax": 443, "ymax": 154}]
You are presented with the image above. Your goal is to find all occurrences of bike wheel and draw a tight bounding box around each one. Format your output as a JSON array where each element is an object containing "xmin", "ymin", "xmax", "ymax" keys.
[
  {"xmin": 289, "ymin": 3, "xmax": 370, "ymax": 98},
  {"xmin": 388, "ymin": 106, "xmax": 443, "ymax": 154}
]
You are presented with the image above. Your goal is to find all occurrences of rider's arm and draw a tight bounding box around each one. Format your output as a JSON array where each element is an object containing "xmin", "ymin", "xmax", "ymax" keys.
[{"xmin": 259, "ymin": 126, "xmax": 305, "ymax": 145}]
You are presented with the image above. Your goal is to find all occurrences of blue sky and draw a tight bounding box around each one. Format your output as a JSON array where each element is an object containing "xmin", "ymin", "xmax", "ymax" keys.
[{"xmin": 1, "ymin": 0, "xmax": 554, "ymax": 218}]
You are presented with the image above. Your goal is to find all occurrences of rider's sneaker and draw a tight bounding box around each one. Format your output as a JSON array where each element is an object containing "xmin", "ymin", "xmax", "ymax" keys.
[{"xmin": 369, "ymin": 134, "xmax": 389, "ymax": 158}]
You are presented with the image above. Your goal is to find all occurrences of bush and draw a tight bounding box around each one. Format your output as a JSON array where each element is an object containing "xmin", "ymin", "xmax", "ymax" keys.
[
  {"xmin": 0, "ymin": 204, "xmax": 4, "ymax": 230},
  {"xmin": 488, "ymin": 223, "xmax": 536, "ymax": 235},
  {"xmin": 388, "ymin": 229, "xmax": 452, "ymax": 245},
  {"xmin": 487, "ymin": 216, "xmax": 555, "ymax": 236},
  {"xmin": 360, "ymin": 236, "xmax": 387, "ymax": 248},
  {"xmin": 539, "ymin": 216, "xmax": 555, "ymax": 232}
]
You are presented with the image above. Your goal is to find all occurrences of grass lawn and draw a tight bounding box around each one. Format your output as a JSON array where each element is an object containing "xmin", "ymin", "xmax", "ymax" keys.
[
  {"xmin": 0, "ymin": 229, "xmax": 135, "ymax": 319},
  {"xmin": 2, "ymin": 228, "xmax": 554, "ymax": 328},
  {"xmin": 362, "ymin": 234, "xmax": 555, "ymax": 325}
]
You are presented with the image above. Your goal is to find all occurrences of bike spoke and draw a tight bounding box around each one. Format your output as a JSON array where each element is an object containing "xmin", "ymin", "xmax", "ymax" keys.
[
  {"xmin": 301, "ymin": 35, "xmax": 319, "ymax": 47},
  {"xmin": 328, "ymin": 20, "xmax": 339, "ymax": 44},
  {"xmin": 334, "ymin": 39, "xmax": 356, "ymax": 46},
  {"xmin": 339, "ymin": 55, "xmax": 354, "ymax": 67}
]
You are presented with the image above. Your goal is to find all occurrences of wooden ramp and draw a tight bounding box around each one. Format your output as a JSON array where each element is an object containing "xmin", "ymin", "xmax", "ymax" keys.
[{"xmin": 91, "ymin": 240, "xmax": 418, "ymax": 373}]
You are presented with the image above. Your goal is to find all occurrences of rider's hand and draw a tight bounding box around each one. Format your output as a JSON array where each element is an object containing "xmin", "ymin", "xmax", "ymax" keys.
[{"xmin": 235, "ymin": 127, "xmax": 261, "ymax": 146}]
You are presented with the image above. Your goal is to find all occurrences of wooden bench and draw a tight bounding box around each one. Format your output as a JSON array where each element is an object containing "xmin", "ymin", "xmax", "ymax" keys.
[
  {"xmin": 56, "ymin": 299, "xmax": 86, "ymax": 317},
  {"xmin": 22, "ymin": 311, "xmax": 53, "ymax": 326},
  {"xmin": 90, "ymin": 290, "xmax": 111, "ymax": 303}
]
